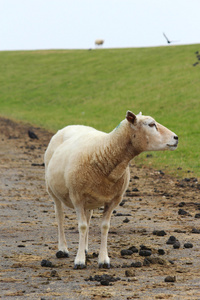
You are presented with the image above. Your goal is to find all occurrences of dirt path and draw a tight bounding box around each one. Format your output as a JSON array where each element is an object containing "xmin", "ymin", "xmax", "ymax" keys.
[{"xmin": 0, "ymin": 117, "xmax": 200, "ymax": 299}]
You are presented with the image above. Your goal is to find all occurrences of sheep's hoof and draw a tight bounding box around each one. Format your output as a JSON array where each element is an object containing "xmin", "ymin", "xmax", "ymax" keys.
[
  {"xmin": 74, "ymin": 263, "xmax": 86, "ymax": 270},
  {"xmin": 98, "ymin": 262, "xmax": 111, "ymax": 269},
  {"xmin": 56, "ymin": 250, "xmax": 69, "ymax": 258}
]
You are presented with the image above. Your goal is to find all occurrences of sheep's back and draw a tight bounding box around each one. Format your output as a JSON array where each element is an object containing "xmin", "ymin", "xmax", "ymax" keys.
[{"xmin": 45, "ymin": 125, "xmax": 105, "ymax": 166}]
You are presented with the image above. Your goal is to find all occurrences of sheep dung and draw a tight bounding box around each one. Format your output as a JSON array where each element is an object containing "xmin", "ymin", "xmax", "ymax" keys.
[
  {"xmin": 130, "ymin": 261, "xmax": 142, "ymax": 268},
  {"xmin": 158, "ymin": 249, "xmax": 165, "ymax": 255},
  {"xmin": 166, "ymin": 236, "xmax": 177, "ymax": 244},
  {"xmin": 178, "ymin": 209, "xmax": 191, "ymax": 216},
  {"xmin": 173, "ymin": 241, "xmax": 181, "ymax": 249},
  {"xmin": 128, "ymin": 246, "xmax": 138, "ymax": 253},
  {"xmin": 164, "ymin": 276, "xmax": 176, "ymax": 282},
  {"xmin": 191, "ymin": 228, "xmax": 200, "ymax": 234},
  {"xmin": 184, "ymin": 243, "xmax": 193, "ymax": 248},
  {"xmin": 139, "ymin": 250, "xmax": 152, "ymax": 257},
  {"xmin": 121, "ymin": 249, "xmax": 133, "ymax": 256},
  {"xmin": 41, "ymin": 259, "xmax": 53, "ymax": 267},
  {"xmin": 153, "ymin": 230, "xmax": 167, "ymax": 236}
]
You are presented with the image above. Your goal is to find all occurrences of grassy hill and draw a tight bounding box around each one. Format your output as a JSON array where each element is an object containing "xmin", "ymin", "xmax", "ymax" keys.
[{"xmin": 0, "ymin": 45, "xmax": 200, "ymax": 178}]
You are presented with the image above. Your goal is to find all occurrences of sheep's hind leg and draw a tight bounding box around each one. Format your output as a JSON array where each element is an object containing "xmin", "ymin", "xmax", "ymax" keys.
[
  {"xmin": 54, "ymin": 197, "xmax": 69, "ymax": 258},
  {"xmin": 74, "ymin": 206, "xmax": 88, "ymax": 269},
  {"xmin": 85, "ymin": 209, "xmax": 93, "ymax": 255}
]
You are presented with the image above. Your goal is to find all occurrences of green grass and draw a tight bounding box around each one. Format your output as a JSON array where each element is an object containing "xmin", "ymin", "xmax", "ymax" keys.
[{"xmin": 0, "ymin": 45, "xmax": 200, "ymax": 178}]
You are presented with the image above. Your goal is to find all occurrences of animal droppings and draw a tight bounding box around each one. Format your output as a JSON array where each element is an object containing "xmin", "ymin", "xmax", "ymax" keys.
[
  {"xmin": 50, "ymin": 270, "xmax": 59, "ymax": 278},
  {"xmin": 128, "ymin": 246, "xmax": 139, "ymax": 253},
  {"xmin": 153, "ymin": 230, "xmax": 167, "ymax": 236},
  {"xmin": 143, "ymin": 258, "xmax": 151, "ymax": 266},
  {"xmin": 140, "ymin": 245, "xmax": 151, "ymax": 251},
  {"xmin": 121, "ymin": 249, "xmax": 133, "ymax": 256},
  {"xmin": 166, "ymin": 236, "xmax": 177, "ymax": 245},
  {"xmin": 139, "ymin": 250, "xmax": 152, "ymax": 257},
  {"xmin": 123, "ymin": 217, "xmax": 130, "ymax": 223},
  {"xmin": 115, "ymin": 213, "xmax": 131, "ymax": 217},
  {"xmin": 191, "ymin": 228, "xmax": 200, "ymax": 234},
  {"xmin": 178, "ymin": 209, "xmax": 191, "ymax": 216},
  {"xmin": 158, "ymin": 249, "xmax": 165, "ymax": 255},
  {"xmin": 85, "ymin": 274, "xmax": 120, "ymax": 286},
  {"xmin": 41, "ymin": 260, "xmax": 53, "ymax": 267},
  {"xmin": 178, "ymin": 202, "xmax": 185, "ymax": 207},
  {"xmin": 31, "ymin": 162, "xmax": 45, "ymax": 167},
  {"xmin": 130, "ymin": 261, "xmax": 142, "ymax": 268},
  {"xmin": 119, "ymin": 200, "xmax": 126, "ymax": 206},
  {"xmin": 184, "ymin": 243, "xmax": 193, "ymax": 248},
  {"xmin": 164, "ymin": 276, "xmax": 176, "ymax": 282},
  {"xmin": 174, "ymin": 229, "xmax": 186, "ymax": 233},
  {"xmin": 173, "ymin": 241, "xmax": 181, "ymax": 249}
]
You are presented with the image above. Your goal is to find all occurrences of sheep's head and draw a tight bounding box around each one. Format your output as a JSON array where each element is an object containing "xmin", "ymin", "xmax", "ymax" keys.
[{"xmin": 126, "ymin": 111, "xmax": 178, "ymax": 152}]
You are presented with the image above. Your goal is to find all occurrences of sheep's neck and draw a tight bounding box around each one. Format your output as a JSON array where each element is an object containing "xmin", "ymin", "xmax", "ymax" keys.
[{"xmin": 92, "ymin": 121, "xmax": 138, "ymax": 182}]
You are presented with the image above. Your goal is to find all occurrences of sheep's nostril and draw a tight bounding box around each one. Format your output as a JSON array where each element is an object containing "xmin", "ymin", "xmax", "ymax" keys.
[{"xmin": 174, "ymin": 136, "xmax": 178, "ymax": 140}]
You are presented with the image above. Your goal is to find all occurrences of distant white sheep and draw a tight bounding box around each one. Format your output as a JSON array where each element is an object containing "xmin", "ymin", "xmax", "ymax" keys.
[
  {"xmin": 95, "ymin": 39, "xmax": 104, "ymax": 46},
  {"xmin": 44, "ymin": 111, "xmax": 178, "ymax": 269}
]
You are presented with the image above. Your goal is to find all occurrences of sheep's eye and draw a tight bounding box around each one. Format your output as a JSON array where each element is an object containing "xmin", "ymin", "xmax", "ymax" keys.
[{"xmin": 149, "ymin": 123, "xmax": 157, "ymax": 129}]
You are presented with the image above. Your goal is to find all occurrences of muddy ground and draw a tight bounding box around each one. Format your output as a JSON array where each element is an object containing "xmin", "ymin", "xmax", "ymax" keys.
[{"xmin": 0, "ymin": 117, "xmax": 200, "ymax": 300}]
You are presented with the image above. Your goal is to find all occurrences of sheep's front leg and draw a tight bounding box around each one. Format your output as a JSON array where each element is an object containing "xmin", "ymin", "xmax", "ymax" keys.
[
  {"xmin": 99, "ymin": 199, "xmax": 121, "ymax": 268},
  {"xmin": 74, "ymin": 207, "xmax": 88, "ymax": 269},
  {"xmin": 54, "ymin": 198, "xmax": 69, "ymax": 258}
]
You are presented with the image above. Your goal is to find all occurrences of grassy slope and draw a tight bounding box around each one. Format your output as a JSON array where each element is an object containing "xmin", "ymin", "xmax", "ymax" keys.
[{"xmin": 0, "ymin": 45, "xmax": 199, "ymax": 178}]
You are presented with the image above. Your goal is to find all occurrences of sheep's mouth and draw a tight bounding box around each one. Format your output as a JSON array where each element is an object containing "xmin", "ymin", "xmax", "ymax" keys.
[{"xmin": 167, "ymin": 143, "xmax": 178, "ymax": 149}]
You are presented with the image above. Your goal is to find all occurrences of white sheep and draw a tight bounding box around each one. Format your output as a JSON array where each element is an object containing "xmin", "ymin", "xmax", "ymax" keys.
[
  {"xmin": 95, "ymin": 39, "xmax": 104, "ymax": 46},
  {"xmin": 44, "ymin": 111, "xmax": 178, "ymax": 269}
]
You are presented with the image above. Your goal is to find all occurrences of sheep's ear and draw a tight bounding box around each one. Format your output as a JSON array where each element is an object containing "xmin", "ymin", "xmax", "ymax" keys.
[{"xmin": 126, "ymin": 111, "xmax": 136, "ymax": 124}]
